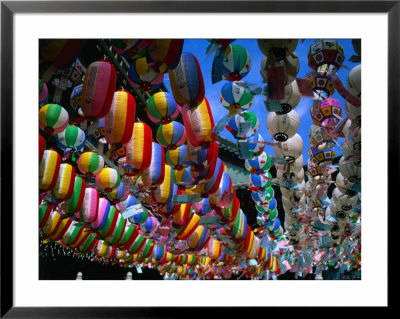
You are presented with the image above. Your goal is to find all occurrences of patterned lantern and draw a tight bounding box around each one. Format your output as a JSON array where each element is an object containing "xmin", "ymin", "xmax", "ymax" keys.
[
  {"xmin": 50, "ymin": 163, "xmax": 76, "ymax": 202},
  {"xmin": 306, "ymin": 159, "xmax": 324, "ymax": 180},
  {"xmin": 61, "ymin": 176, "xmax": 86, "ymax": 215},
  {"xmin": 105, "ymin": 212, "xmax": 127, "ymax": 246},
  {"xmin": 308, "ymin": 146, "xmax": 336, "ymax": 165},
  {"xmin": 95, "ymin": 167, "xmax": 121, "ymax": 193},
  {"xmin": 308, "ymin": 72, "xmax": 336, "ymax": 99},
  {"xmin": 128, "ymin": 56, "xmax": 164, "ymax": 92},
  {"xmin": 156, "ymin": 122, "xmax": 187, "ymax": 150},
  {"xmin": 39, "ymin": 149, "xmax": 61, "ymax": 191},
  {"xmin": 147, "ymin": 39, "xmax": 184, "ymax": 72},
  {"xmin": 226, "ymin": 111, "xmax": 259, "ymax": 140},
  {"xmin": 273, "ymin": 133, "xmax": 303, "ymax": 163},
  {"xmin": 194, "ymin": 159, "xmax": 226, "ymax": 196},
  {"xmin": 246, "ymin": 133, "xmax": 265, "ymax": 158},
  {"xmin": 172, "ymin": 204, "xmax": 193, "ymax": 228},
  {"xmin": 56, "ymin": 125, "xmax": 86, "ymax": 151},
  {"xmin": 267, "ymin": 110, "xmax": 300, "ymax": 142},
  {"xmin": 129, "ymin": 206, "xmax": 149, "ymax": 225},
  {"xmin": 308, "ymin": 125, "xmax": 337, "ymax": 149},
  {"xmin": 141, "ymin": 142, "xmax": 165, "ymax": 187},
  {"xmin": 229, "ymin": 209, "xmax": 248, "ymax": 241},
  {"xmin": 169, "ymin": 52, "xmax": 205, "ymax": 109},
  {"xmin": 166, "ymin": 145, "xmax": 188, "ymax": 171},
  {"xmin": 311, "ymin": 98, "xmax": 342, "ymax": 127},
  {"xmin": 221, "ymin": 44, "xmax": 252, "ymax": 81},
  {"xmin": 308, "ymin": 39, "xmax": 345, "ymax": 75},
  {"xmin": 105, "ymin": 90, "xmax": 136, "ymax": 148},
  {"xmin": 81, "ymin": 60, "xmax": 117, "ymax": 120},
  {"xmin": 77, "ymin": 151, "xmax": 104, "ymax": 177},
  {"xmin": 244, "ymin": 152, "xmax": 271, "ymax": 174},
  {"xmin": 146, "ymin": 92, "xmax": 180, "ymax": 124},
  {"xmin": 39, "ymin": 104, "xmax": 69, "ymax": 134},
  {"xmin": 125, "ymin": 122, "xmax": 153, "ymax": 174},
  {"xmin": 220, "ymin": 81, "xmax": 254, "ymax": 113}
]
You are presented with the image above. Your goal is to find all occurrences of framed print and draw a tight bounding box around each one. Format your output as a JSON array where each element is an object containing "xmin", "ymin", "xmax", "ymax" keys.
[{"xmin": 1, "ymin": 0, "xmax": 396, "ymax": 317}]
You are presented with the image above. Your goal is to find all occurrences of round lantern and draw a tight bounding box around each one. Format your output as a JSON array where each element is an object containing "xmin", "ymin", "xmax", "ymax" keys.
[
  {"xmin": 39, "ymin": 104, "xmax": 69, "ymax": 134},
  {"xmin": 125, "ymin": 122, "xmax": 153, "ymax": 173},
  {"xmin": 95, "ymin": 167, "xmax": 121, "ymax": 193},
  {"xmin": 335, "ymin": 172, "xmax": 358, "ymax": 196},
  {"xmin": 146, "ymin": 91, "xmax": 180, "ymax": 124},
  {"xmin": 172, "ymin": 166, "xmax": 193, "ymax": 189},
  {"xmin": 338, "ymin": 156, "xmax": 361, "ymax": 183},
  {"xmin": 81, "ymin": 60, "xmax": 117, "ymax": 120},
  {"xmin": 187, "ymin": 225, "xmax": 210, "ymax": 251},
  {"xmin": 274, "ymin": 154, "xmax": 304, "ymax": 173},
  {"xmin": 221, "ymin": 44, "xmax": 251, "ymax": 81},
  {"xmin": 56, "ymin": 125, "xmax": 86, "ymax": 151},
  {"xmin": 61, "ymin": 176, "xmax": 86, "ymax": 215},
  {"xmin": 152, "ymin": 165, "xmax": 176, "ymax": 205},
  {"xmin": 50, "ymin": 163, "xmax": 76, "ymax": 202},
  {"xmin": 172, "ymin": 204, "xmax": 193, "ymax": 228},
  {"xmin": 39, "ymin": 79, "xmax": 48, "ymax": 106},
  {"xmin": 156, "ymin": 122, "xmax": 187, "ymax": 150},
  {"xmin": 273, "ymin": 133, "xmax": 303, "ymax": 163},
  {"xmin": 117, "ymin": 194, "xmax": 138, "ymax": 215},
  {"xmin": 141, "ymin": 142, "xmax": 165, "ymax": 187},
  {"xmin": 77, "ymin": 151, "xmax": 104, "ymax": 177},
  {"xmin": 181, "ymin": 97, "xmax": 215, "ymax": 147},
  {"xmin": 251, "ymin": 186, "xmax": 274, "ymax": 204},
  {"xmin": 311, "ymin": 97, "xmax": 342, "ymax": 127},
  {"xmin": 331, "ymin": 187, "xmax": 358, "ymax": 212},
  {"xmin": 346, "ymin": 64, "xmax": 361, "ymax": 98},
  {"xmin": 245, "ymin": 152, "xmax": 271, "ymax": 174},
  {"xmin": 140, "ymin": 216, "xmax": 159, "ymax": 235},
  {"xmin": 226, "ymin": 111, "xmax": 259, "ymax": 140},
  {"xmin": 261, "ymin": 52, "xmax": 300, "ymax": 87},
  {"xmin": 147, "ymin": 39, "xmax": 184, "ymax": 72},
  {"xmin": 105, "ymin": 89, "xmax": 136, "ymax": 148},
  {"xmin": 345, "ymin": 101, "xmax": 361, "ymax": 127},
  {"xmin": 106, "ymin": 181, "xmax": 129, "ymax": 204},
  {"xmin": 39, "ymin": 149, "xmax": 61, "ymax": 191},
  {"xmin": 186, "ymin": 140, "xmax": 218, "ymax": 169},
  {"xmin": 267, "ymin": 109, "xmax": 300, "ymax": 142},
  {"xmin": 308, "ymin": 39, "xmax": 345, "ymax": 75},
  {"xmin": 268, "ymin": 81, "xmax": 301, "ymax": 115},
  {"xmin": 257, "ymin": 39, "xmax": 298, "ymax": 61},
  {"xmin": 166, "ymin": 145, "xmax": 188, "ymax": 170},
  {"xmin": 308, "ymin": 146, "xmax": 336, "ymax": 165},
  {"xmin": 129, "ymin": 206, "xmax": 149, "ymax": 225},
  {"xmin": 78, "ymin": 187, "xmax": 99, "ymax": 224},
  {"xmin": 220, "ymin": 81, "xmax": 254, "ymax": 113},
  {"xmin": 169, "ymin": 52, "xmax": 205, "ymax": 108},
  {"xmin": 246, "ymin": 133, "xmax": 266, "ymax": 158},
  {"xmin": 308, "ymin": 125, "xmax": 337, "ymax": 149},
  {"xmin": 249, "ymin": 172, "xmax": 272, "ymax": 192},
  {"xmin": 309, "ymin": 72, "xmax": 336, "ymax": 100},
  {"xmin": 128, "ymin": 57, "xmax": 164, "ymax": 92}
]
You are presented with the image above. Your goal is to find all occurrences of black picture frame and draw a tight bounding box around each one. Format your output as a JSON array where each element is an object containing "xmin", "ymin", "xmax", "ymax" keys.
[{"xmin": 1, "ymin": 0, "xmax": 396, "ymax": 317}]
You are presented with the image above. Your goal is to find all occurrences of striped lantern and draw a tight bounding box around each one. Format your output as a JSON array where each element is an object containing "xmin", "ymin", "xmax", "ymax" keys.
[
  {"xmin": 128, "ymin": 56, "xmax": 164, "ymax": 91},
  {"xmin": 50, "ymin": 163, "xmax": 76, "ymax": 202},
  {"xmin": 151, "ymin": 165, "xmax": 176, "ymax": 205},
  {"xmin": 56, "ymin": 125, "xmax": 86, "ymax": 151},
  {"xmin": 90, "ymin": 197, "xmax": 112, "ymax": 231},
  {"xmin": 249, "ymin": 172, "xmax": 272, "ymax": 192},
  {"xmin": 244, "ymin": 152, "xmax": 271, "ymax": 174},
  {"xmin": 97, "ymin": 205, "xmax": 119, "ymax": 240},
  {"xmin": 176, "ymin": 213, "xmax": 201, "ymax": 240},
  {"xmin": 140, "ymin": 216, "xmax": 159, "ymax": 235},
  {"xmin": 246, "ymin": 133, "xmax": 266, "ymax": 158},
  {"xmin": 78, "ymin": 187, "xmax": 99, "ymax": 224},
  {"xmin": 78, "ymin": 233, "xmax": 97, "ymax": 254},
  {"xmin": 172, "ymin": 166, "xmax": 193, "ymax": 189},
  {"xmin": 208, "ymin": 172, "xmax": 233, "ymax": 206},
  {"xmin": 221, "ymin": 44, "xmax": 252, "ymax": 81},
  {"xmin": 166, "ymin": 144, "xmax": 188, "ymax": 171},
  {"xmin": 39, "ymin": 149, "xmax": 61, "ymax": 191},
  {"xmin": 61, "ymin": 176, "xmax": 86, "ymax": 215},
  {"xmin": 129, "ymin": 206, "xmax": 149, "ymax": 225},
  {"xmin": 81, "ymin": 60, "xmax": 117, "ymax": 120},
  {"xmin": 118, "ymin": 224, "xmax": 140, "ymax": 250},
  {"xmin": 207, "ymin": 238, "xmax": 222, "ymax": 260},
  {"xmin": 220, "ymin": 81, "xmax": 254, "ymax": 113},
  {"xmin": 147, "ymin": 39, "xmax": 184, "ymax": 72},
  {"xmin": 193, "ymin": 159, "xmax": 226, "ymax": 196},
  {"xmin": 156, "ymin": 122, "xmax": 187, "ymax": 150},
  {"xmin": 39, "ymin": 104, "xmax": 69, "ymax": 134},
  {"xmin": 146, "ymin": 91, "xmax": 180, "ymax": 124},
  {"xmin": 186, "ymin": 140, "xmax": 218, "ymax": 169},
  {"xmin": 95, "ymin": 167, "xmax": 121, "ymax": 193},
  {"xmin": 229, "ymin": 209, "xmax": 248, "ymax": 241},
  {"xmin": 169, "ymin": 52, "xmax": 205, "ymax": 109},
  {"xmin": 77, "ymin": 151, "xmax": 104, "ymax": 177},
  {"xmin": 251, "ymin": 186, "xmax": 274, "ymax": 204},
  {"xmin": 172, "ymin": 204, "xmax": 193, "ymax": 228},
  {"xmin": 141, "ymin": 142, "xmax": 165, "ymax": 187},
  {"xmin": 106, "ymin": 181, "xmax": 129, "ymax": 204},
  {"xmin": 105, "ymin": 89, "xmax": 136, "ymax": 147},
  {"xmin": 39, "ymin": 134, "xmax": 46, "ymax": 163},
  {"xmin": 226, "ymin": 111, "xmax": 259, "ymax": 140},
  {"xmin": 110, "ymin": 39, "xmax": 151, "ymax": 60},
  {"xmin": 125, "ymin": 122, "xmax": 153, "ymax": 174},
  {"xmin": 104, "ymin": 212, "xmax": 127, "ymax": 246},
  {"xmin": 39, "ymin": 204, "xmax": 54, "ymax": 229}
]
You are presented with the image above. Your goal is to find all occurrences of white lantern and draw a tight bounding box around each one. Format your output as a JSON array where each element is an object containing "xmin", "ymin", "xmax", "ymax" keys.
[
  {"xmin": 339, "ymin": 156, "xmax": 361, "ymax": 183},
  {"xmin": 346, "ymin": 64, "xmax": 361, "ymax": 98},
  {"xmin": 267, "ymin": 109, "xmax": 300, "ymax": 142},
  {"xmin": 344, "ymin": 101, "xmax": 361, "ymax": 127},
  {"xmin": 277, "ymin": 168, "xmax": 304, "ymax": 184},
  {"xmin": 341, "ymin": 122, "xmax": 361, "ymax": 157},
  {"xmin": 275, "ymin": 154, "xmax": 304, "ymax": 173},
  {"xmin": 273, "ymin": 133, "xmax": 303, "ymax": 163},
  {"xmin": 260, "ymin": 52, "xmax": 300, "ymax": 85},
  {"xmin": 331, "ymin": 187, "xmax": 358, "ymax": 212},
  {"xmin": 335, "ymin": 172, "xmax": 358, "ymax": 196}
]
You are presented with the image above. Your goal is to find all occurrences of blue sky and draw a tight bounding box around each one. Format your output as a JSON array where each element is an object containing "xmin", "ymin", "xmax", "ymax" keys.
[{"xmin": 162, "ymin": 39, "xmax": 360, "ymax": 163}]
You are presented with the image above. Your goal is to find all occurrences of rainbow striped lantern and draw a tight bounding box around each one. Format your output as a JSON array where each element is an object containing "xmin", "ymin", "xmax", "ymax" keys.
[
  {"xmin": 147, "ymin": 39, "xmax": 184, "ymax": 73},
  {"xmin": 141, "ymin": 142, "xmax": 165, "ymax": 188},
  {"xmin": 97, "ymin": 205, "xmax": 120, "ymax": 240},
  {"xmin": 175, "ymin": 213, "xmax": 201, "ymax": 241},
  {"xmin": 117, "ymin": 194, "xmax": 138, "ymax": 215},
  {"xmin": 186, "ymin": 140, "xmax": 218, "ymax": 170},
  {"xmin": 311, "ymin": 98, "xmax": 342, "ymax": 128},
  {"xmin": 147, "ymin": 92, "xmax": 180, "ymax": 125},
  {"xmin": 172, "ymin": 166, "xmax": 193, "ymax": 189},
  {"xmin": 181, "ymin": 97, "xmax": 215, "ymax": 147},
  {"xmin": 169, "ymin": 52, "xmax": 205, "ymax": 109},
  {"xmin": 77, "ymin": 151, "xmax": 104, "ymax": 178},
  {"xmin": 95, "ymin": 167, "xmax": 121, "ymax": 193},
  {"xmin": 81, "ymin": 60, "xmax": 116, "ymax": 121},
  {"xmin": 39, "ymin": 204, "xmax": 54, "ymax": 229},
  {"xmin": 248, "ymin": 172, "xmax": 272, "ymax": 192},
  {"xmin": 194, "ymin": 159, "xmax": 226, "ymax": 196},
  {"xmin": 226, "ymin": 111, "xmax": 259, "ymax": 140},
  {"xmin": 251, "ymin": 186, "xmax": 274, "ymax": 205},
  {"xmin": 39, "ymin": 134, "xmax": 46, "ymax": 163},
  {"xmin": 245, "ymin": 152, "xmax": 272, "ymax": 175},
  {"xmin": 39, "ymin": 104, "xmax": 69, "ymax": 135},
  {"xmin": 78, "ymin": 232, "xmax": 98, "ymax": 254},
  {"xmin": 307, "ymin": 146, "xmax": 336, "ymax": 166},
  {"xmin": 50, "ymin": 163, "xmax": 76, "ymax": 202},
  {"xmin": 106, "ymin": 181, "xmax": 129, "ymax": 204},
  {"xmin": 128, "ymin": 57, "xmax": 164, "ymax": 92},
  {"xmin": 220, "ymin": 81, "xmax": 254, "ymax": 115},
  {"xmin": 308, "ymin": 39, "xmax": 345, "ymax": 75},
  {"xmin": 56, "ymin": 125, "xmax": 86, "ymax": 160},
  {"xmin": 221, "ymin": 44, "xmax": 252, "ymax": 81},
  {"xmin": 125, "ymin": 122, "xmax": 153, "ymax": 175},
  {"xmin": 78, "ymin": 187, "xmax": 99, "ymax": 224},
  {"xmin": 207, "ymin": 238, "xmax": 222, "ymax": 260},
  {"xmin": 246, "ymin": 133, "xmax": 266, "ymax": 158},
  {"xmin": 88, "ymin": 197, "xmax": 111, "ymax": 231},
  {"xmin": 105, "ymin": 89, "xmax": 136, "ymax": 151},
  {"xmin": 156, "ymin": 122, "xmax": 187, "ymax": 150},
  {"xmin": 104, "ymin": 212, "xmax": 127, "ymax": 246},
  {"xmin": 152, "ymin": 165, "xmax": 176, "ymax": 205},
  {"xmin": 39, "ymin": 149, "xmax": 61, "ymax": 191},
  {"xmin": 209, "ymin": 172, "xmax": 234, "ymax": 207},
  {"xmin": 172, "ymin": 204, "xmax": 193, "ymax": 228},
  {"xmin": 166, "ymin": 144, "xmax": 188, "ymax": 171},
  {"xmin": 140, "ymin": 216, "xmax": 159, "ymax": 235},
  {"xmin": 152, "ymin": 244, "xmax": 167, "ymax": 263},
  {"xmin": 39, "ymin": 79, "xmax": 48, "ymax": 106},
  {"xmin": 61, "ymin": 176, "xmax": 86, "ymax": 216}
]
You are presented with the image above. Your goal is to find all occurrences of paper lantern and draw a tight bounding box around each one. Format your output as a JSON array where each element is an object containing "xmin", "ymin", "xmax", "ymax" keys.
[
  {"xmin": 81, "ymin": 60, "xmax": 117, "ymax": 120},
  {"xmin": 39, "ymin": 149, "xmax": 61, "ymax": 191},
  {"xmin": 95, "ymin": 167, "xmax": 121, "ymax": 193},
  {"xmin": 308, "ymin": 39, "xmax": 345, "ymax": 75},
  {"xmin": 166, "ymin": 145, "xmax": 188, "ymax": 171},
  {"xmin": 190, "ymin": 155, "xmax": 221, "ymax": 182},
  {"xmin": 152, "ymin": 165, "xmax": 175, "ymax": 204},
  {"xmin": 152, "ymin": 244, "xmax": 167, "ymax": 262},
  {"xmin": 267, "ymin": 110, "xmax": 300, "ymax": 142},
  {"xmin": 260, "ymin": 52, "xmax": 300, "ymax": 86},
  {"xmin": 78, "ymin": 187, "xmax": 99, "ymax": 224},
  {"xmin": 156, "ymin": 122, "xmax": 187, "ymax": 150},
  {"xmin": 306, "ymin": 159, "xmax": 324, "ymax": 181},
  {"xmin": 186, "ymin": 140, "xmax": 218, "ymax": 169},
  {"xmin": 39, "ymin": 134, "xmax": 46, "ymax": 163},
  {"xmin": 129, "ymin": 206, "xmax": 149, "ymax": 225},
  {"xmin": 77, "ymin": 151, "xmax": 104, "ymax": 177},
  {"xmin": 244, "ymin": 152, "xmax": 271, "ymax": 174},
  {"xmin": 216, "ymin": 195, "xmax": 240, "ymax": 223},
  {"xmin": 40, "ymin": 39, "xmax": 86, "ymax": 70},
  {"xmin": 50, "ymin": 163, "xmax": 76, "ymax": 202},
  {"xmin": 249, "ymin": 172, "xmax": 272, "ymax": 192},
  {"xmin": 274, "ymin": 154, "xmax": 304, "ymax": 173},
  {"xmin": 346, "ymin": 64, "xmax": 361, "ymax": 98},
  {"xmin": 207, "ymin": 238, "xmax": 222, "ymax": 260},
  {"xmin": 172, "ymin": 166, "xmax": 193, "ymax": 189},
  {"xmin": 309, "ymin": 72, "xmax": 336, "ymax": 99},
  {"xmin": 89, "ymin": 197, "xmax": 112, "ymax": 231},
  {"xmin": 106, "ymin": 181, "xmax": 129, "ymax": 204},
  {"xmin": 169, "ymin": 52, "xmax": 205, "ymax": 108},
  {"xmin": 141, "ymin": 142, "xmax": 165, "ymax": 187},
  {"xmin": 125, "ymin": 122, "xmax": 153, "ymax": 173},
  {"xmin": 181, "ymin": 97, "xmax": 215, "ymax": 147},
  {"xmin": 147, "ymin": 39, "xmax": 184, "ymax": 72},
  {"xmin": 220, "ymin": 81, "xmax": 254, "ymax": 112},
  {"xmin": 39, "ymin": 104, "xmax": 69, "ymax": 134},
  {"xmin": 273, "ymin": 133, "xmax": 303, "ymax": 163},
  {"xmin": 308, "ymin": 146, "xmax": 336, "ymax": 165},
  {"xmin": 104, "ymin": 212, "xmax": 127, "ymax": 246},
  {"xmin": 127, "ymin": 233, "xmax": 147, "ymax": 255},
  {"xmin": 140, "ymin": 216, "xmax": 159, "ymax": 235},
  {"xmin": 251, "ymin": 187, "xmax": 274, "ymax": 204},
  {"xmin": 338, "ymin": 156, "xmax": 361, "ymax": 183},
  {"xmin": 194, "ymin": 159, "xmax": 226, "ymax": 196},
  {"xmin": 187, "ymin": 225, "xmax": 210, "ymax": 251},
  {"xmin": 277, "ymin": 168, "xmax": 304, "ymax": 184},
  {"xmin": 221, "ymin": 44, "xmax": 251, "ymax": 81},
  {"xmin": 78, "ymin": 233, "xmax": 97, "ymax": 254},
  {"xmin": 331, "ymin": 187, "xmax": 358, "ymax": 212},
  {"xmin": 97, "ymin": 205, "xmax": 120, "ymax": 239},
  {"xmin": 105, "ymin": 90, "xmax": 136, "ymax": 147},
  {"xmin": 128, "ymin": 56, "xmax": 164, "ymax": 91},
  {"xmin": 146, "ymin": 92, "xmax": 180, "ymax": 124},
  {"xmin": 39, "ymin": 79, "xmax": 48, "ymax": 106},
  {"xmin": 39, "ymin": 204, "xmax": 54, "ymax": 229},
  {"xmin": 226, "ymin": 111, "xmax": 259, "ymax": 139},
  {"xmin": 56, "ymin": 125, "xmax": 86, "ymax": 151},
  {"xmin": 176, "ymin": 214, "xmax": 201, "ymax": 241},
  {"xmin": 246, "ymin": 133, "xmax": 265, "ymax": 158},
  {"xmin": 110, "ymin": 39, "xmax": 151, "ymax": 60},
  {"xmin": 229, "ymin": 209, "xmax": 248, "ymax": 241},
  {"xmin": 308, "ymin": 125, "xmax": 337, "ymax": 149},
  {"xmin": 172, "ymin": 204, "xmax": 193, "ymax": 228},
  {"xmin": 257, "ymin": 39, "xmax": 298, "ymax": 61},
  {"xmin": 208, "ymin": 172, "xmax": 233, "ymax": 206},
  {"xmin": 344, "ymin": 101, "xmax": 361, "ymax": 127},
  {"xmin": 60, "ymin": 176, "xmax": 85, "ymax": 216},
  {"xmin": 311, "ymin": 98, "xmax": 342, "ymax": 127}
]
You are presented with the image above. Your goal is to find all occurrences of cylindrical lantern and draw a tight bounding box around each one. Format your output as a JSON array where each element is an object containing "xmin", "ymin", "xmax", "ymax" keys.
[
  {"xmin": 147, "ymin": 39, "xmax": 184, "ymax": 72},
  {"xmin": 267, "ymin": 109, "xmax": 300, "ymax": 142},
  {"xmin": 152, "ymin": 165, "xmax": 175, "ymax": 205},
  {"xmin": 79, "ymin": 187, "xmax": 99, "ymax": 224},
  {"xmin": 61, "ymin": 176, "xmax": 86, "ymax": 215},
  {"xmin": 141, "ymin": 142, "xmax": 165, "ymax": 187},
  {"xmin": 50, "ymin": 163, "xmax": 76, "ymax": 202},
  {"xmin": 125, "ymin": 122, "xmax": 153, "ymax": 173},
  {"xmin": 39, "ymin": 149, "xmax": 61, "ymax": 191},
  {"xmin": 187, "ymin": 225, "xmax": 210, "ymax": 251},
  {"xmin": 106, "ymin": 181, "xmax": 129, "ymax": 204}
]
